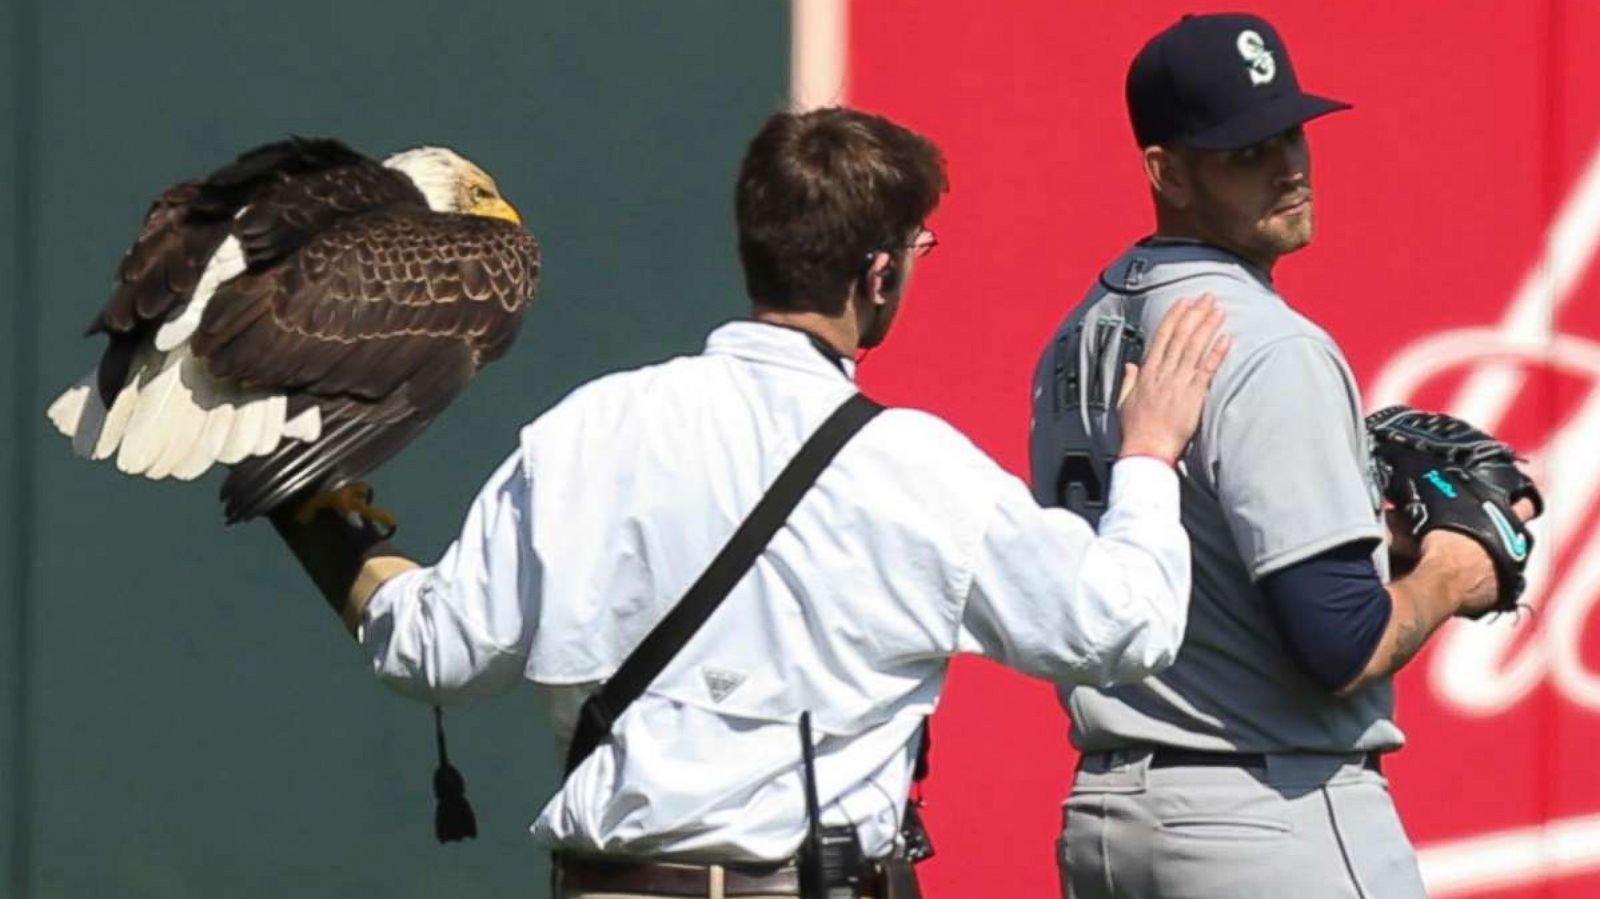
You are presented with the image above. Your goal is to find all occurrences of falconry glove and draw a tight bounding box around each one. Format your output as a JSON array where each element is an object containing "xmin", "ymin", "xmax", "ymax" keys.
[
  {"xmin": 267, "ymin": 483, "xmax": 479, "ymax": 843},
  {"xmin": 267, "ymin": 481, "xmax": 398, "ymax": 627},
  {"xmin": 1366, "ymin": 405, "xmax": 1541, "ymax": 617}
]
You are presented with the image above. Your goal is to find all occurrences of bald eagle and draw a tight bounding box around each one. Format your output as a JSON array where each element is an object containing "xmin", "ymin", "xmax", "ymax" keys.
[{"xmin": 46, "ymin": 137, "xmax": 540, "ymax": 524}]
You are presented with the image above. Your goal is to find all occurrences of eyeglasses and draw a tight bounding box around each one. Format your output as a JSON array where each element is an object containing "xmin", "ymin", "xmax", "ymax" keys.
[
  {"xmin": 906, "ymin": 228, "xmax": 939, "ymax": 259},
  {"xmin": 865, "ymin": 229, "xmax": 939, "ymax": 269}
]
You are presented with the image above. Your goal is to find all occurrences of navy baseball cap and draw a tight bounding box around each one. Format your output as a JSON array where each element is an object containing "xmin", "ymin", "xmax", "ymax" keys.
[{"xmin": 1126, "ymin": 13, "xmax": 1350, "ymax": 151}]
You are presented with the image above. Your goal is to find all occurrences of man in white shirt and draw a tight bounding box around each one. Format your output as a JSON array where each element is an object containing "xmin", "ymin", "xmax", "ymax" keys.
[{"xmin": 272, "ymin": 106, "xmax": 1229, "ymax": 899}]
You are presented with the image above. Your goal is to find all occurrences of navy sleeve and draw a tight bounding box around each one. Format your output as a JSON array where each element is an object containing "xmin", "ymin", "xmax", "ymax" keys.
[{"xmin": 1259, "ymin": 541, "xmax": 1391, "ymax": 692}]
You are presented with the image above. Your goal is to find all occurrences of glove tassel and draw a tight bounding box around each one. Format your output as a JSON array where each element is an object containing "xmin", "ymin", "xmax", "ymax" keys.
[{"xmin": 432, "ymin": 705, "xmax": 478, "ymax": 842}]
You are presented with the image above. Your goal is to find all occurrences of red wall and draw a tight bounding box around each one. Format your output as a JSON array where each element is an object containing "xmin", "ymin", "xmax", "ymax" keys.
[{"xmin": 847, "ymin": 2, "xmax": 1600, "ymax": 897}]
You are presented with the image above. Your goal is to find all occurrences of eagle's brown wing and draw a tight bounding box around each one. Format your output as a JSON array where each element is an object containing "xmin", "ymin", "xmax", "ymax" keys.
[
  {"xmin": 231, "ymin": 156, "xmax": 424, "ymax": 271},
  {"xmin": 87, "ymin": 137, "xmax": 419, "ymax": 403},
  {"xmin": 189, "ymin": 207, "xmax": 540, "ymax": 522},
  {"xmin": 92, "ymin": 180, "xmax": 227, "ymax": 336},
  {"xmin": 88, "ymin": 180, "xmax": 236, "ymax": 404}
]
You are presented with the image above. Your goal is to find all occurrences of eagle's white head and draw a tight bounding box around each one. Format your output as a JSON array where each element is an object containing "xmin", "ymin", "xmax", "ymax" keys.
[{"xmin": 383, "ymin": 146, "xmax": 522, "ymax": 225}]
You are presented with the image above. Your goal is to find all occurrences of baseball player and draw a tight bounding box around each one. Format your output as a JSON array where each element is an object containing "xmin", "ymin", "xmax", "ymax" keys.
[
  {"xmin": 1029, "ymin": 14, "xmax": 1540, "ymax": 899},
  {"xmin": 271, "ymin": 107, "xmax": 1231, "ymax": 899}
]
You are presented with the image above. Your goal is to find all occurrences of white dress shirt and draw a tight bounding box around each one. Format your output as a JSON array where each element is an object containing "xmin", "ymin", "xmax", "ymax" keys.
[{"xmin": 360, "ymin": 321, "xmax": 1189, "ymax": 861}]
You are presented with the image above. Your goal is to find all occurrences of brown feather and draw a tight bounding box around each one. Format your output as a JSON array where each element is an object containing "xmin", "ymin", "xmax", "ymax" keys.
[
  {"xmin": 68, "ymin": 137, "xmax": 539, "ymax": 523},
  {"xmin": 197, "ymin": 206, "xmax": 538, "ymax": 521},
  {"xmin": 92, "ymin": 138, "xmax": 379, "ymax": 339},
  {"xmin": 91, "ymin": 182, "xmax": 227, "ymax": 338},
  {"xmin": 230, "ymin": 163, "xmax": 423, "ymax": 272}
]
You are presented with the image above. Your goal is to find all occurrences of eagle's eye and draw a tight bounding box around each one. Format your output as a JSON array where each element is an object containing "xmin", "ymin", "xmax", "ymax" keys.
[{"xmin": 469, "ymin": 185, "xmax": 493, "ymax": 202}]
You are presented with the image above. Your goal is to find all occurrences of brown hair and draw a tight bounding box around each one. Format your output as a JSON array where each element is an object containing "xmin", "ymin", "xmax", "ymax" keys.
[{"xmin": 735, "ymin": 107, "xmax": 947, "ymax": 315}]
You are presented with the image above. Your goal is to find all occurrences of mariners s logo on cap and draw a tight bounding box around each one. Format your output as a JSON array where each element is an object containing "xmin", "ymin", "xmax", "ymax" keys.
[{"xmin": 1236, "ymin": 30, "xmax": 1276, "ymax": 86}]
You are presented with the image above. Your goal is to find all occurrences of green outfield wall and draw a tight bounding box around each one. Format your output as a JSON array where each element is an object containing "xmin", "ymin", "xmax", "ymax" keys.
[{"xmin": 0, "ymin": 3, "xmax": 787, "ymax": 896}]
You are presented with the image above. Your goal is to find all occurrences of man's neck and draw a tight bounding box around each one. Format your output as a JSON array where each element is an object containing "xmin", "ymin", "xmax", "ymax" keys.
[
  {"xmin": 1152, "ymin": 220, "xmax": 1278, "ymax": 275},
  {"xmin": 751, "ymin": 308, "xmax": 859, "ymax": 357}
]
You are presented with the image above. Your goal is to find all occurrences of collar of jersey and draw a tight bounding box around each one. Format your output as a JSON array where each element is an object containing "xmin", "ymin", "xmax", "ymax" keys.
[
  {"xmin": 1096, "ymin": 237, "xmax": 1277, "ymax": 298},
  {"xmin": 1135, "ymin": 236, "xmax": 1274, "ymax": 285},
  {"xmin": 705, "ymin": 320, "xmax": 858, "ymax": 382}
]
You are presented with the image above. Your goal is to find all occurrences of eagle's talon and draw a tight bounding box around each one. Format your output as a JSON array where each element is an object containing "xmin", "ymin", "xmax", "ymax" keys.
[
  {"xmin": 363, "ymin": 503, "xmax": 398, "ymax": 535},
  {"xmin": 294, "ymin": 482, "xmax": 393, "ymax": 534}
]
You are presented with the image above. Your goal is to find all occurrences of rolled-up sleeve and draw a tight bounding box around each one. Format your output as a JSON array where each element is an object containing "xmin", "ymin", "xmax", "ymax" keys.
[
  {"xmin": 956, "ymin": 456, "xmax": 1189, "ymax": 685},
  {"xmin": 359, "ymin": 448, "xmax": 541, "ymax": 704}
]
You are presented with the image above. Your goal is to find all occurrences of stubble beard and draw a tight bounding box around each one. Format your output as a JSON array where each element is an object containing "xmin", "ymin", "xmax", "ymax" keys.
[{"xmin": 1257, "ymin": 204, "xmax": 1314, "ymax": 259}]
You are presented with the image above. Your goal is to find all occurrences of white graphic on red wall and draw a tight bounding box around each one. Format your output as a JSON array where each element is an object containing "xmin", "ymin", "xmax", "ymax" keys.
[{"xmin": 1372, "ymin": 139, "xmax": 1600, "ymax": 896}]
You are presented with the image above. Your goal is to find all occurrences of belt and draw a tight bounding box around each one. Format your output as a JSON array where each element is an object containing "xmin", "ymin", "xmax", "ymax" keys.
[
  {"xmin": 1146, "ymin": 747, "xmax": 1384, "ymax": 774},
  {"xmin": 555, "ymin": 854, "xmax": 882, "ymax": 898}
]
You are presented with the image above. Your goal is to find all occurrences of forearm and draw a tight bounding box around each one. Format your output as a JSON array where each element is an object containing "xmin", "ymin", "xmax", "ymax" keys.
[
  {"xmin": 1337, "ymin": 540, "xmax": 1481, "ymax": 695},
  {"xmin": 1082, "ymin": 457, "xmax": 1192, "ymax": 680},
  {"xmin": 360, "ymin": 563, "xmax": 533, "ymax": 702},
  {"xmin": 962, "ymin": 457, "xmax": 1189, "ymax": 683},
  {"xmin": 347, "ymin": 555, "xmax": 421, "ymax": 635},
  {"xmin": 266, "ymin": 451, "xmax": 536, "ymax": 702},
  {"xmin": 1335, "ymin": 583, "xmax": 1451, "ymax": 695}
]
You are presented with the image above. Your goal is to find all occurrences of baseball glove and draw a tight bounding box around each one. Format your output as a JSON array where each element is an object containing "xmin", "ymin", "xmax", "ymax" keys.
[{"xmin": 1366, "ymin": 406, "xmax": 1541, "ymax": 617}]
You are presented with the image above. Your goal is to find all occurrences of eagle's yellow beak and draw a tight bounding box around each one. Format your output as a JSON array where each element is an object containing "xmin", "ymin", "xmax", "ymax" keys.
[{"xmin": 474, "ymin": 196, "xmax": 522, "ymax": 226}]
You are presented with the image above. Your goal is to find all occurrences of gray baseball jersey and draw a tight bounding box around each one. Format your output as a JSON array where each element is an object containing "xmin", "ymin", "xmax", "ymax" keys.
[{"xmin": 1030, "ymin": 239, "xmax": 1403, "ymax": 754}]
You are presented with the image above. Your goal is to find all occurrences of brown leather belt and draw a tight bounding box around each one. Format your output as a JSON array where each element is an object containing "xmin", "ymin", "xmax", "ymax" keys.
[{"xmin": 555, "ymin": 854, "xmax": 812, "ymax": 897}]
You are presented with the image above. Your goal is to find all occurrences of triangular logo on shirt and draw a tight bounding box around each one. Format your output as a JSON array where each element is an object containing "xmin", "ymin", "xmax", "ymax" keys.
[{"xmin": 701, "ymin": 667, "xmax": 746, "ymax": 703}]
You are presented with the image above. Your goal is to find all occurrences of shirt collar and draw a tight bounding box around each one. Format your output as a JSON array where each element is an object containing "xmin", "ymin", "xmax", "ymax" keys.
[
  {"xmin": 1135, "ymin": 236, "xmax": 1274, "ymax": 286},
  {"xmin": 704, "ymin": 320, "xmax": 858, "ymax": 382}
]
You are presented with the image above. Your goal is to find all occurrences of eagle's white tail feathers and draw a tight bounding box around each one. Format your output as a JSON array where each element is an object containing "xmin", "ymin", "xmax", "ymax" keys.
[
  {"xmin": 218, "ymin": 390, "xmax": 265, "ymax": 465},
  {"xmin": 46, "ymin": 374, "xmax": 102, "ymax": 458},
  {"xmin": 69, "ymin": 390, "xmax": 108, "ymax": 460},
  {"xmin": 172, "ymin": 394, "xmax": 236, "ymax": 481},
  {"xmin": 50, "ymin": 337, "xmax": 312, "ymax": 482},
  {"xmin": 254, "ymin": 393, "xmax": 287, "ymax": 458},
  {"xmin": 53, "ymin": 212, "xmax": 325, "ymax": 490},
  {"xmin": 94, "ymin": 360, "xmax": 147, "ymax": 460},
  {"xmin": 47, "ymin": 384, "xmax": 90, "ymax": 438},
  {"xmin": 284, "ymin": 405, "xmax": 322, "ymax": 443},
  {"xmin": 166, "ymin": 357, "xmax": 229, "ymax": 481},
  {"xmin": 145, "ymin": 377, "xmax": 208, "ymax": 480},
  {"xmin": 146, "ymin": 353, "xmax": 225, "ymax": 480},
  {"xmin": 155, "ymin": 234, "xmax": 245, "ymax": 352},
  {"xmin": 116, "ymin": 350, "xmax": 188, "ymax": 475}
]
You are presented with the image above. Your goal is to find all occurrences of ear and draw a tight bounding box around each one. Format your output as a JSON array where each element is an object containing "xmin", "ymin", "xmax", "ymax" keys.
[
  {"xmin": 863, "ymin": 251, "xmax": 894, "ymax": 304},
  {"xmin": 1143, "ymin": 145, "xmax": 1193, "ymax": 210}
]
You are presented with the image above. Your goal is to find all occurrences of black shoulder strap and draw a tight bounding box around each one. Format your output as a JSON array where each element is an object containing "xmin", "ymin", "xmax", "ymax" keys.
[{"xmin": 564, "ymin": 392, "xmax": 885, "ymax": 775}]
